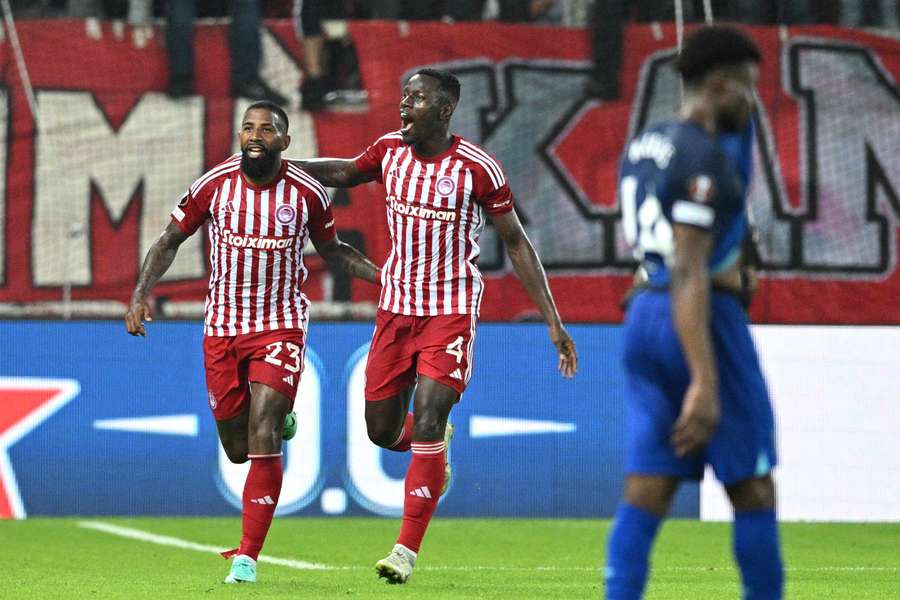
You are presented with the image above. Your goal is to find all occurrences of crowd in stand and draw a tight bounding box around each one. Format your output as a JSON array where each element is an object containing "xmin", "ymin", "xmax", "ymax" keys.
[
  {"xmin": 8, "ymin": 0, "xmax": 898, "ymax": 110},
  {"xmin": 11, "ymin": 0, "xmax": 899, "ymax": 27}
]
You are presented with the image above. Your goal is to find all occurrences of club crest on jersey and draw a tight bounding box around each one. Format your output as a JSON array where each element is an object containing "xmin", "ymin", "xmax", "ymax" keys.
[
  {"xmin": 436, "ymin": 176, "xmax": 456, "ymax": 196},
  {"xmin": 688, "ymin": 175, "xmax": 715, "ymax": 204},
  {"xmin": 276, "ymin": 204, "xmax": 296, "ymax": 224}
]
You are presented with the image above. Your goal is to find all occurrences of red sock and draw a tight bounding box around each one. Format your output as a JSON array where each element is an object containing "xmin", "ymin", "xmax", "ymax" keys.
[
  {"xmin": 388, "ymin": 412, "xmax": 414, "ymax": 452},
  {"xmin": 397, "ymin": 441, "xmax": 445, "ymax": 553},
  {"xmin": 238, "ymin": 454, "xmax": 283, "ymax": 560}
]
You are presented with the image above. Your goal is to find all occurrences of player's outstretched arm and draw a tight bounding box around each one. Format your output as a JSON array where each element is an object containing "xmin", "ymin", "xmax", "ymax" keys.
[
  {"xmin": 490, "ymin": 210, "xmax": 578, "ymax": 378},
  {"xmin": 312, "ymin": 236, "xmax": 380, "ymax": 285},
  {"xmin": 124, "ymin": 222, "xmax": 188, "ymax": 336},
  {"xmin": 293, "ymin": 158, "xmax": 374, "ymax": 188},
  {"xmin": 669, "ymin": 223, "xmax": 719, "ymax": 457}
]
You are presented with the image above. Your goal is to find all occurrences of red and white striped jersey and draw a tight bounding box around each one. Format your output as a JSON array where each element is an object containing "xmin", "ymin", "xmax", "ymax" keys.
[
  {"xmin": 355, "ymin": 133, "xmax": 514, "ymax": 316},
  {"xmin": 171, "ymin": 156, "xmax": 335, "ymax": 337}
]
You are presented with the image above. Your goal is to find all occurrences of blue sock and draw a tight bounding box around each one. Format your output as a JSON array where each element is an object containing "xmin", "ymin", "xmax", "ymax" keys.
[
  {"xmin": 733, "ymin": 509, "xmax": 784, "ymax": 600},
  {"xmin": 605, "ymin": 503, "xmax": 662, "ymax": 600}
]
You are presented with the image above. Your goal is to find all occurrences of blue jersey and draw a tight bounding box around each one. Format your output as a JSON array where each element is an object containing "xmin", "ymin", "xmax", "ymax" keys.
[
  {"xmin": 619, "ymin": 121, "xmax": 748, "ymax": 286},
  {"xmin": 618, "ymin": 120, "xmax": 776, "ymax": 486}
]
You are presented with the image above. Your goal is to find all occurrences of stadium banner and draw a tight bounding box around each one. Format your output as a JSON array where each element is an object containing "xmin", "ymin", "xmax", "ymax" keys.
[
  {"xmin": 0, "ymin": 320, "xmax": 700, "ymax": 519},
  {"xmin": 0, "ymin": 21, "xmax": 898, "ymax": 324}
]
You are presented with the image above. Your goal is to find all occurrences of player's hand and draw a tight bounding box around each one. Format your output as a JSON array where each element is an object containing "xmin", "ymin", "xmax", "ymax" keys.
[
  {"xmin": 550, "ymin": 324, "xmax": 578, "ymax": 379},
  {"xmin": 125, "ymin": 295, "xmax": 153, "ymax": 337},
  {"xmin": 671, "ymin": 380, "xmax": 719, "ymax": 457}
]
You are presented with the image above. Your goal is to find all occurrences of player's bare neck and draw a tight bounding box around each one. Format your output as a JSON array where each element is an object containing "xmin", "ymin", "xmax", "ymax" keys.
[
  {"xmin": 414, "ymin": 132, "xmax": 454, "ymax": 158},
  {"xmin": 678, "ymin": 99, "xmax": 717, "ymax": 137}
]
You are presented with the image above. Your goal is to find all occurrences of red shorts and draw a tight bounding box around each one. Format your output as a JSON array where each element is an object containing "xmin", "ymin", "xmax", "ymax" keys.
[
  {"xmin": 364, "ymin": 309, "xmax": 477, "ymax": 401},
  {"xmin": 203, "ymin": 329, "xmax": 305, "ymax": 421}
]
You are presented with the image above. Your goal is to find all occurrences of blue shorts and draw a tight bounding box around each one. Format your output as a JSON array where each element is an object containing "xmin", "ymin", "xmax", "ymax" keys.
[{"xmin": 622, "ymin": 290, "xmax": 777, "ymax": 486}]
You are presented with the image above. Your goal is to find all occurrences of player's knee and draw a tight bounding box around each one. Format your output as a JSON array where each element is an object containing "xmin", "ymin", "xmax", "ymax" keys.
[
  {"xmin": 222, "ymin": 443, "xmax": 249, "ymax": 464},
  {"xmin": 623, "ymin": 476, "xmax": 678, "ymax": 517},
  {"xmin": 412, "ymin": 412, "xmax": 443, "ymax": 441},
  {"xmin": 366, "ymin": 420, "xmax": 399, "ymax": 448},
  {"xmin": 727, "ymin": 476, "xmax": 776, "ymax": 511}
]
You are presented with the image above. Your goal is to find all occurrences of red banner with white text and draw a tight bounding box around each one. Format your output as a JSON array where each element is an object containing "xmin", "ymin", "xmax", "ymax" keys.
[{"xmin": 0, "ymin": 20, "xmax": 898, "ymax": 323}]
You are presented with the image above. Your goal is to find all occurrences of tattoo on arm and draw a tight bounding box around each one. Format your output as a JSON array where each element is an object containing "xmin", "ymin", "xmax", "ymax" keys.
[
  {"xmin": 132, "ymin": 223, "xmax": 187, "ymax": 300},
  {"xmin": 293, "ymin": 159, "xmax": 370, "ymax": 188}
]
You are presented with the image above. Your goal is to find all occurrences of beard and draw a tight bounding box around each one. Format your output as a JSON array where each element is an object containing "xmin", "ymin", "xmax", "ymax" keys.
[{"xmin": 241, "ymin": 147, "xmax": 278, "ymax": 180}]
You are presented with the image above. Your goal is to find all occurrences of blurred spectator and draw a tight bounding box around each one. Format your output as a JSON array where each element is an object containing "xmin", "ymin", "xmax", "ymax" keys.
[
  {"xmin": 165, "ymin": 0, "xmax": 287, "ymax": 104},
  {"xmin": 367, "ymin": 0, "xmax": 445, "ymax": 19},
  {"xmin": 840, "ymin": 0, "xmax": 900, "ymax": 27},
  {"xmin": 293, "ymin": 0, "xmax": 328, "ymax": 110},
  {"xmin": 448, "ymin": 0, "xmax": 565, "ymax": 22},
  {"xmin": 584, "ymin": 1, "xmax": 675, "ymax": 101}
]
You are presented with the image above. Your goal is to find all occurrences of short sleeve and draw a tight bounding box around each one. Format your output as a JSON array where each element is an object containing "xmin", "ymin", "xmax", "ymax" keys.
[
  {"xmin": 353, "ymin": 137, "xmax": 389, "ymax": 183},
  {"xmin": 469, "ymin": 149, "xmax": 514, "ymax": 215},
  {"xmin": 309, "ymin": 204, "xmax": 337, "ymax": 242},
  {"xmin": 170, "ymin": 186, "xmax": 212, "ymax": 236},
  {"xmin": 670, "ymin": 145, "xmax": 720, "ymax": 230}
]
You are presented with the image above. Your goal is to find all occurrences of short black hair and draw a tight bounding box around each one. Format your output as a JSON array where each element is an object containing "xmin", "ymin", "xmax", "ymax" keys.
[
  {"xmin": 244, "ymin": 100, "xmax": 289, "ymax": 134},
  {"xmin": 414, "ymin": 68, "xmax": 461, "ymax": 106},
  {"xmin": 675, "ymin": 25, "xmax": 761, "ymax": 87}
]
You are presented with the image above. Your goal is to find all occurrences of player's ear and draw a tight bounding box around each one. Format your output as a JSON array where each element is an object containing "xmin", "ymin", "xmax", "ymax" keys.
[
  {"xmin": 440, "ymin": 102, "xmax": 455, "ymax": 122},
  {"xmin": 281, "ymin": 134, "xmax": 292, "ymax": 151}
]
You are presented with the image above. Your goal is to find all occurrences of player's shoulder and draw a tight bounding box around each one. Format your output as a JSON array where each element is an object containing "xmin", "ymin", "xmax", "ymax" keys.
[
  {"xmin": 673, "ymin": 122, "xmax": 718, "ymax": 152},
  {"xmin": 285, "ymin": 161, "xmax": 330, "ymax": 210},
  {"xmin": 455, "ymin": 137, "xmax": 507, "ymax": 187},
  {"xmin": 373, "ymin": 131, "xmax": 405, "ymax": 148},
  {"xmin": 189, "ymin": 155, "xmax": 241, "ymax": 196}
]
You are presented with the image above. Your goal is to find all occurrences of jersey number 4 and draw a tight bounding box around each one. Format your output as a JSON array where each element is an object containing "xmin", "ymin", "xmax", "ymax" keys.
[{"xmin": 620, "ymin": 175, "xmax": 674, "ymax": 260}]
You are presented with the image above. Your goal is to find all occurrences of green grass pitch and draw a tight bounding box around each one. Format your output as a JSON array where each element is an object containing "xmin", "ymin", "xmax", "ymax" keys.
[{"xmin": 4, "ymin": 518, "xmax": 898, "ymax": 599}]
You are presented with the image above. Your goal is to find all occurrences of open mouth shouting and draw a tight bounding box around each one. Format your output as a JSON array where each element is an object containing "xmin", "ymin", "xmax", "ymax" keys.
[
  {"xmin": 400, "ymin": 111, "xmax": 414, "ymax": 139},
  {"xmin": 245, "ymin": 143, "xmax": 268, "ymax": 159}
]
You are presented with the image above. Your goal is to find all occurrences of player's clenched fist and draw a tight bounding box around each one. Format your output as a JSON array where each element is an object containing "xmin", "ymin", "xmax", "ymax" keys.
[{"xmin": 125, "ymin": 296, "xmax": 153, "ymax": 336}]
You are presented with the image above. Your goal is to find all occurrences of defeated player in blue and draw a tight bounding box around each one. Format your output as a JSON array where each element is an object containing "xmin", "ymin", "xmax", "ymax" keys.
[{"xmin": 606, "ymin": 25, "xmax": 784, "ymax": 600}]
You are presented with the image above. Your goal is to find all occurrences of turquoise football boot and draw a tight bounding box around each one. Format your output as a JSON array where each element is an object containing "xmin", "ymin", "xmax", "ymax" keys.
[{"xmin": 224, "ymin": 554, "xmax": 257, "ymax": 584}]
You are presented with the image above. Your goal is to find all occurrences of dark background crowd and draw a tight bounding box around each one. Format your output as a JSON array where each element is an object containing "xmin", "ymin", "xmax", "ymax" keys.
[
  {"xmin": 7, "ymin": 1, "xmax": 898, "ymax": 110},
  {"xmin": 10, "ymin": 0, "xmax": 900, "ymax": 27}
]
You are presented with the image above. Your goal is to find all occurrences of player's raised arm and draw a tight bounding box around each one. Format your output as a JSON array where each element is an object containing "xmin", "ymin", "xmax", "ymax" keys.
[
  {"xmin": 313, "ymin": 236, "xmax": 380, "ymax": 284},
  {"xmin": 669, "ymin": 223, "xmax": 719, "ymax": 457},
  {"xmin": 293, "ymin": 158, "xmax": 374, "ymax": 188},
  {"xmin": 490, "ymin": 209, "xmax": 578, "ymax": 378},
  {"xmin": 125, "ymin": 221, "xmax": 189, "ymax": 336}
]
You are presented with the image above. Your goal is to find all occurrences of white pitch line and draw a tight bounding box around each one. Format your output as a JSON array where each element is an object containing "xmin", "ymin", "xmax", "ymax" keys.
[
  {"xmin": 77, "ymin": 522, "xmax": 899, "ymax": 575},
  {"xmin": 78, "ymin": 521, "xmax": 332, "ymax": 570}
]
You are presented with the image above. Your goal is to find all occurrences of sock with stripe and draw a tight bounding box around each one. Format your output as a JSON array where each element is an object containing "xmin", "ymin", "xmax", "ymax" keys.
[
  {"xmin": 605, "ymin": 502, "xmax": 662, "ymax": 600},
  {"xmin": 232, "ymin": 454, "xmax": 283, "ymax": 561},
  {"xmin": 396, "ymin": 441, "xmax": 445, "ymax": 553},
  {"xmin": 733, "ymin": 509, "xmax": 784, "ymax": 600},
  {"xmin": 388, "ymin": 412, "xmax": 414, "ymax": 452}
]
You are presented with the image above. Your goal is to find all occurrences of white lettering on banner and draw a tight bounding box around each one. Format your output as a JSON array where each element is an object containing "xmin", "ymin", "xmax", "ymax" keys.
[
  {"xmin": 32, "ymin": 91, "xmax": 205, "ymax": 285},
  {"xmin": 345, "ymin": 346, "xmax": 405, "ymax": 516},
  {"xmin": 217, "ymin": 355, "xmax": 322, "ymax": 514}
]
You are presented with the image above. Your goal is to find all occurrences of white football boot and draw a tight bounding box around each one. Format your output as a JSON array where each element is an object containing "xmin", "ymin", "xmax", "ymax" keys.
[{"xmin": 375, "ymin": 544, "xmax": 417, "ymax": 584}]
